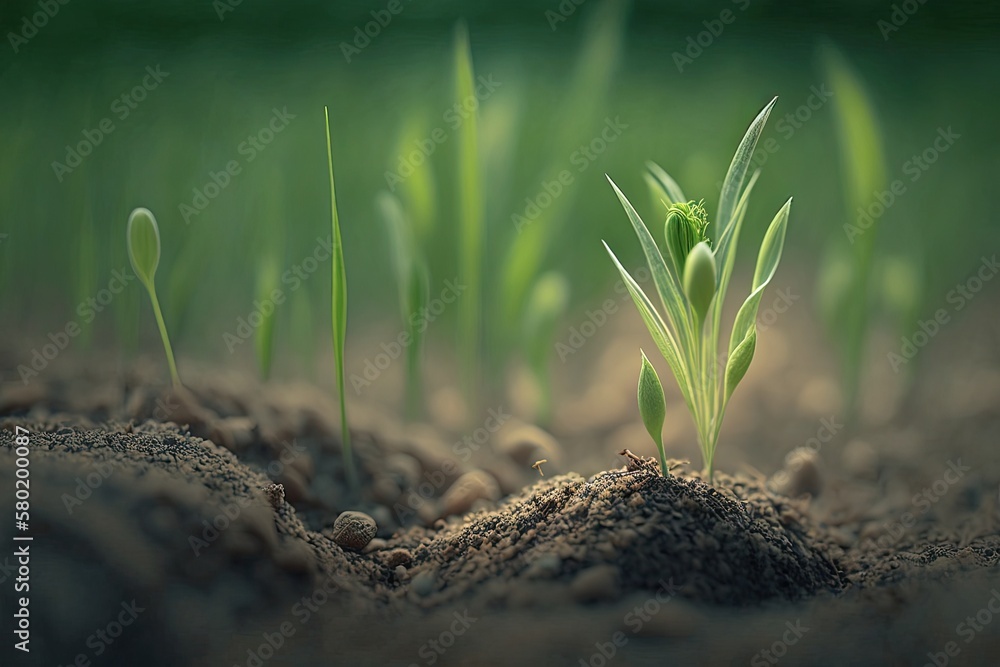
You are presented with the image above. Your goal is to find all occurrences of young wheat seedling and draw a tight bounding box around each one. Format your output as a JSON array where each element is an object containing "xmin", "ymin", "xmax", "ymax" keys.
[{"xmin": 605, "ymin": 98, "xmax": 793, "ymax": 483}]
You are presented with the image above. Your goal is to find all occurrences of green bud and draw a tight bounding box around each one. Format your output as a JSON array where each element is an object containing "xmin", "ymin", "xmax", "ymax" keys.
[
  {"xmin": 664, "ymin": 200, "xmax": 710, "ymax": 276},
  {"xmin": 683, "ymin": 241, "xmax": 717, "ymax": 325},
  {"xmin": 637, "ymin": 350, "xmax": 669, "ymax": 476},
  {"xmin": 127, "ymin": 207, "xmax": 161, "ymax": 290}
]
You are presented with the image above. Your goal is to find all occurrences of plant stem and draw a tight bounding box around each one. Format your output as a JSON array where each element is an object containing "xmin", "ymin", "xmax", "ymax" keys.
[{"xmin": 146, "ymin": 285, "xmax": 180, "ymax": 388}]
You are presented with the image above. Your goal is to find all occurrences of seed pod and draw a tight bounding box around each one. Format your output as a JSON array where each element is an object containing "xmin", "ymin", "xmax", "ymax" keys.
[{"xmin": 683, "ymin": 241, "xmax": 717, "ymax": 325}]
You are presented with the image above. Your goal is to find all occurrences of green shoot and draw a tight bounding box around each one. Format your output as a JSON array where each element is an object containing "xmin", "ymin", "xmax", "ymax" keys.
[
  {"xmin": 605, "ymin": 98, "xmax": 792, "ymax": 483},
  {"xmin": 391, "ymin": 116, "xmax": 438, "ymax": 245},
  {"xmin": 126, "ymin": 207, "xmax": 181, "ymax": 388},
  {"xmin": 454, "ymin": 22, "xmax": 485, "ymax": 414},
  {"xmin": 324, "ymin": 106, "xmax": 357, "ymax": 493},
  {"xmin": 637, "ymin": 350, "xmax": 668, "ymax": 476},
  {"xmin": 378, "ymin": 191, "xmax": 430, "ymax": 420},
  {"xmin": 817, "ymin": 44, "xmax": 888, "ymax": 420},
  {"xmin": 497, "ymin": 0, "xmax": 626, "ymax": 330},
  {"xmin": 522, "ymin": 271, "xmax": 570, "ymax": 425}
]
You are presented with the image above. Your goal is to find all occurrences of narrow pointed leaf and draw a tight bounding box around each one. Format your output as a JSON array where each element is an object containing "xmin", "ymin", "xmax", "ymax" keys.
[
  {"xmin": 724, "ymin": 328, "xmax": 756, "ymax": 400},
  {"xmin": 645, "ymin": 161, "xmax": 686, "ymax": 207},
  {"xmin": 717, "ymin": 98, "xmax": 777, "ymax": 240},
  {"xmin": 604, "ymin": 241, "xmax": 692, "ymax": 407},
  {"xmin": 606, "ymin": 175, "xmax": 691, "ymax": 347},
  {"xmin": 728, "ymin": 198, "xmax": 792, "ymax": 363}
]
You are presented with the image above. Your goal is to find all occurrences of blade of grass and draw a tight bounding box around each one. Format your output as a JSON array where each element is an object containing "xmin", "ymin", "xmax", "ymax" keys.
[
  {"xmin": 454, "ymin": 22, "xmax": 484, "ymax": 415},
  {"xmin": 324, "ymin": 106, "xmax": 357, "ymax": 493}
]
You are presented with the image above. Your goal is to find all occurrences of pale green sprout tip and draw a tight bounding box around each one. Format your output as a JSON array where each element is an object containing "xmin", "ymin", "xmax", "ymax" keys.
[
  {"xmin": 637, "ymin": 350, "xmax": 669, "ymax": 477},
  {"xmin": 127, "ymin": 207, "xmax": 180, "ymax": 388}
]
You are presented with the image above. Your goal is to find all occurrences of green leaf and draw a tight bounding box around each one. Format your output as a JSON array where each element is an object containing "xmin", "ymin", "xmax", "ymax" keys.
[
  {"xmin": 645, "ymin": 161, "xmax": 686, "ymax": 208},
  {"xmin": 716, "ymin": 98, "xmax": 777, "ymax": 242},
  {"xmin": 637, "ymin": 350, "xmax": 668, "ymax": 476},
  {"xmin": 454, "ymin": 21, "xmax": 484, "ymax": 410},
  {"xmin": 603, "ymin": 241, "xmax": 692, "ymax": 409},
  {"xmin": 324, "ymin": 106, "xmax": 357, "ymax": 492},
  {"xmin": 724, "ymin": 328, "xmax": 756, "ymax": 401},
  {"xmin": 727, "ymin": 198, "xmax": 792, "ymax": 394},
  {"xmin": 127, "ymin": 207, "xmax": 161, "ymax": 290},
  {"xmin": 606, "ymin": 176, "xmax": 692, "ymax": 349}
]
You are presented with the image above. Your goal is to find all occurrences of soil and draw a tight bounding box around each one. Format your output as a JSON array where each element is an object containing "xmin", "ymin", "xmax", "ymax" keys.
[{"xmin": 2, "ymin": 293, "xmax": 1000, "ymax": 666}]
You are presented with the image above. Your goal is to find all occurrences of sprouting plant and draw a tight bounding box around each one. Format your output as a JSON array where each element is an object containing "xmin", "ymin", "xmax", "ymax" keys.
[
  {"xmin": 637, "ymin": 350, "xmax": 668, "ymax": 476},
  {"xmin": 324, "ymin": 106, "xmax": 357, "ymax": 493},
  {"xmin": 604, "ymin": 98, "xmax": 792, "ymax": 483},
  {"xmin": 378, "ymin": 191, "xmax": 430, "ymax": 421},
  {"xmin": 126, "ymin": 207, "xmax": 181, "ymax": 388},
  {"xmin": 817, "ymin": 44, "xmax": 923, "ymax": 418},
  {"xmin": 522, "ymin": 271, "xmax": 570, "ymax": 425}
]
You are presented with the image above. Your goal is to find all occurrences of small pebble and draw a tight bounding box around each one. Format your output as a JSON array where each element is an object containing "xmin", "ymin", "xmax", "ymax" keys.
[
  {"xmin": 570, "ymin": 564, "xmax": 619, "ymax": 602},
  {"xmin": 331, "ymin": 511, "xmax": 377, "ymax": 551},
  {"xmin": 440, "ymin": 471, "xmax": 501, "ymax": 517}
]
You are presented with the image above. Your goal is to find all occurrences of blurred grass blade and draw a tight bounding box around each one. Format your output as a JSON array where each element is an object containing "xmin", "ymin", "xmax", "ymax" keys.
[
  {"xmin": 820, "ymin": 43, "xmax": 888, "ymax": 417},
  {"xmin": 254, "ymin": 255, "xmax": 280, "ymax": 381},
  {"xmin": 497, "ymin": 0, "xmax": 626, "ymax": 328},
  {"xmin": 523, "ymin": 271, "xmax": 570, "ymax": 425},
  {"xmin": 455, "ymin": 22, "xmax": 484, "ymax": 414},
  {"xmin": 324, "ymin": 106, "xmax": 357, "ymax": 493}
]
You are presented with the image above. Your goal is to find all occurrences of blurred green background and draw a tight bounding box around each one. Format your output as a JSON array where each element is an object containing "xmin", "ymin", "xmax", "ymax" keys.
[{"xmin": 1, "ymin": 0, "xmax": 998, "ymax": 387}]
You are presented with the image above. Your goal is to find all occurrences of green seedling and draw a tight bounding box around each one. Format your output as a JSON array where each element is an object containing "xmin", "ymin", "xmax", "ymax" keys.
[
  {"xmin": 324, "ymin": 106, "xmax": 358, "ymax": 492},
  {"xmin": 378, "ymin": 191, "xmax": 430, "ymax": 420},
  {"xmin": 454, "ymin": 22, "xmax": 485, "ymax": 414},
  {"xmin": 522, "ymin": 271, "xmax": 570, "ymax": 425},
  {"xmin": 817, "ymin": 44, "xmax": 887, "ymax": 419},
  {"xmin": 637, "ymin": 350, "xmax": 668, "ymax": 476},
  {"xmin": 127, "ymin": 207, "xmax": 181, "ymax": 387},
  {"xmin": 605, "ymin": 98, "xmax": 792, "ymax": 483}
]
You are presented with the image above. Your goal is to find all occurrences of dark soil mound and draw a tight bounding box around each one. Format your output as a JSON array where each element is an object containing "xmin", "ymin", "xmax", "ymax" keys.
[{"xmin": 394, "ymin": 467, "xmax": 844, "ymax": 607}]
